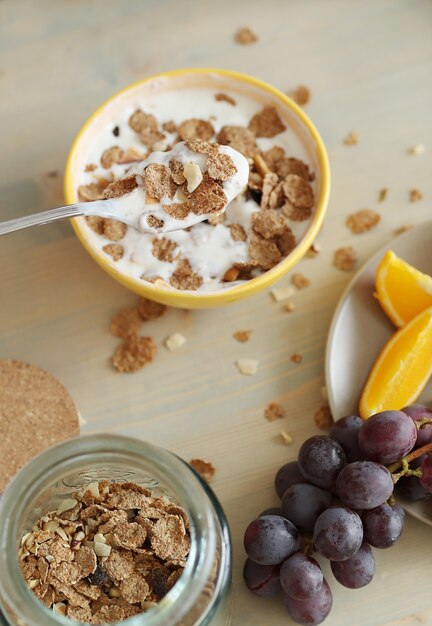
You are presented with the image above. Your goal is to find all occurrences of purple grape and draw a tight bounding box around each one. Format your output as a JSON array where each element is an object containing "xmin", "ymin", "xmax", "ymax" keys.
[
  {"xmin": 298, "ymin": 436, "xmax": 346, "ymax": 489},
  {"xmin": 336, "ymin": 461, "xmax": 394, "ymax": 509},
  {"xmin": 244, "ymin": 515, "xmax": 299, "ymax": 565},
  {"xmin": 329, "ymin": 415, "xmax": 363, "ymax": 462},
  {"xmin": 362, "ymin": 502, "xmax": 404, "ymax": 548},
  {"xmin": 243, "ymin": 558, "xmax": 281, "ymax": 596},
  {"xmin": 358, "ymin": 410, "xmax": 416, "ymax": 464},
  {"xmin": 282, "ymin": 484, "xmax": 332, "ymax": 533},
  {"xmin": 259, "ymin": 506, "xmax": 283, "ymax": 517},
  {"xmin": 419, "ymin": 454, "xmax": 432, "ymax": 493},
  {"xmin": 283, "ymin": 578, "xmax": 332, "ymax": 626},
  {"xmin": 280, "ymin": 553, "xmax": 323, "ymax": 600},
  {"xmin": 331, "ymin": 542, "xmax": 375, "ymax": 588},
  {"xmin": 402, "ymin": 404, "xmax": 432, "ymax": 447},
  {"xmin": 275, "ymin": 461, "xmax": 308, "ymax": 498},
  {"xmin": 397, "ymin": 475, "xmax": 428, "ymax": 500},
  {"xmin": 313, "ymin": 507, "xmax": 363, "ymax": 561}
]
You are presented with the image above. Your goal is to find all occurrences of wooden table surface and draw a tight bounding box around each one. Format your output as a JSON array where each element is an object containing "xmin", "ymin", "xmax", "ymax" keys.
[{"xmin": 1, "ymin": 1, "xmax": 432, "ymax": 624}]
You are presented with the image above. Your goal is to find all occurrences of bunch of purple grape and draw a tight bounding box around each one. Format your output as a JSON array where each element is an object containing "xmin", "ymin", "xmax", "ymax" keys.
[{"xmin": 243, "ymin": 405, "xmax": 432, "ymax": 626}]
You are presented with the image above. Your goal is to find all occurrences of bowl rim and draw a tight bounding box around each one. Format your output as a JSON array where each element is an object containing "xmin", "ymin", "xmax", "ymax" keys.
[{"xmin": 64, "ymin": 67, "xmax": 330, "ymax": 307}]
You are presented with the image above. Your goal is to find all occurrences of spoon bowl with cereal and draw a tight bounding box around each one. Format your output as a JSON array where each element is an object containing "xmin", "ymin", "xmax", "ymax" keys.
[{"xmin": 0, "ymin": 140, "xmax": 249, "ymax": 236}]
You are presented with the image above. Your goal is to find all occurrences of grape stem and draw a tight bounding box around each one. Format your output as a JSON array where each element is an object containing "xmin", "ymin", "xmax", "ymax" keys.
[
  {"xmin": 387, "ymin": 441, "xmax": 432, "ymax": 476},
  {"xmin": 414, "ymin": 418, "xmax": 432, "ymax": 431},
  {"xmin": 301, "ymin": 536, "xmax": 314, "ymax": 556}
]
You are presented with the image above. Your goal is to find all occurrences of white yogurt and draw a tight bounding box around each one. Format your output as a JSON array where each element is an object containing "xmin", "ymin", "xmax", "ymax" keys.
[{"xmin": 78, "ymin": 87, "xmax": 315, "ymax": 292}]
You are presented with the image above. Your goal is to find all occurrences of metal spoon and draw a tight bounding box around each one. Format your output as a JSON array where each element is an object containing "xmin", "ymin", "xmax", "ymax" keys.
[{"xmin": 0, "ymin": 142, "xmax": 249, "ymax": 237}]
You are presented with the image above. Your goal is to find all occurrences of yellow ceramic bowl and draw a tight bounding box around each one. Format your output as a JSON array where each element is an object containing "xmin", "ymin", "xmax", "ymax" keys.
[{"xmin": 64, "ymin": 68, "xmax": 330, "ymax": 309}]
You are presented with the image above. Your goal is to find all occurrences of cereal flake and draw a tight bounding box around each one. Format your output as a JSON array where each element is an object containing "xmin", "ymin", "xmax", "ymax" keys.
[
  {"xmin": 333, "ymin": 246, "xmax": 357, "ymax": 271},
  {"xmin": 314, "ymin": 404, "xmax": 334, "ymax": 431},
  {"xmin": 111, "ymin": 308, "xmax": 142, "ymax": 339},
  {"xmin": 289, "ymin": 85, "xmax": 311, "ymax": 106},
  {"xmin": 344, "ymin": 131, "xmax": 359, "ymax": 146},
  {"xmin": 234, "ymin": 27, "xmax": 258, "ymax": 44},
  {"xmin": 248, "ymin": 106, "xmax": 286, "ymax": 138},
  {"xmin": 292, "ymin": 273, "xmax": 310, "ymax": 289},
  {"xmin": 144, "ymin": 164, "xmax": 176, "ymax": 201},
  {"xmin": 112, "ymin": 336, "xmax": 157, "ymax": 373},
  {"xmin": 178, "ymin": 119, "xmax": 215, "ymax": 142},
  {"xmin": 233, "ymin": 330, "xmax": 252, "ymax": 343},
  {"xmin": 346, "ymin": 209, "xmax": 381, "ymax": 234},
  {"xmin": 103, "ymin": 243, "xmax": 124, "ymax": 261},
  {"xmin": 215, "ymin": 93, "xmax": 237, "ymax": 106},
  {"xmin": 137, "ymin": 298, "xmax": 167, "ymax": 322},
  {"xmin": 189, "ymin": 459, "xmax": 216, "ymax": 483},
  {"xmin": 264, "ymin": 402, "xmax": 285, "ymax": 422}
]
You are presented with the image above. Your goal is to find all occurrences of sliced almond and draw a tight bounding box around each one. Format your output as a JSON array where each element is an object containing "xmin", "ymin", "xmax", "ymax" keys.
[
  {"xmin": 183, "ymin": 162, "xmax": 203, "ymax": 192},
  {"xmin": 236, "ymin": 359, "xmax": 259, "ymax": 376},
  {"xmin": 164, "ymin": 333, "xmax": 187, "ymax": 351},
  {"xmin": 94, "ymin": 541, "xmax": 111, "ymax": 557},
  {"xmin": 56, "ymin": 498, "xmax": 77, "ymax": 515},
  {"xmin": 280, "ymin": 431, "xmax": 293, "ymax": 445},
  {"xmin": 270, "ymin": 286, "xmax": 295, "ymax": 302},
  {"xmin": 253, "ymin": 153, "xmax": 271, "ymax": 177}
]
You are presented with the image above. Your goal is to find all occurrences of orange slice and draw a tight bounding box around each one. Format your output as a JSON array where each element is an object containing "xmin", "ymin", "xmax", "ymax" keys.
[
  {"xmin": 375, "ymin": 250, "xmax": 432, "ymax": 328},
  {"xmin": 359, "ymin": 306, "xmax": 432, "ymax": 418}
]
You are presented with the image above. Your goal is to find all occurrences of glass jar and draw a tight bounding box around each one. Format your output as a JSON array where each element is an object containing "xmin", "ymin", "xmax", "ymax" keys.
[{"xmin": 0, "ymin": 434, "xmax": 232, "ymax": 626}]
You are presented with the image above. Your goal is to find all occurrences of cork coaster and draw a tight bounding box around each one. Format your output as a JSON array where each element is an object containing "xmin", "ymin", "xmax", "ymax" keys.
[{"xmin": 0, "ymin": 360, "xmax": 80, "ymax": 493}]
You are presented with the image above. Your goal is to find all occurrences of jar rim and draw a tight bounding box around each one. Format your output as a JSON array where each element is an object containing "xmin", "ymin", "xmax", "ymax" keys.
[{"xmin": 0, "ymin": 434, "xmax": 227, "ymax": 626}]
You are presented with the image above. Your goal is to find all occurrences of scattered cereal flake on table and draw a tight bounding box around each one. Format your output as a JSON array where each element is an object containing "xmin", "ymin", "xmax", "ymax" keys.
[
  {"xmin": 270, "ymin": 285, "xmax": 295, "ymax": 302},
  {"xmin": 111, "ymin": 308, "xmax": 142, "ymax": 339},
  {"xmin": 215, "ymin": 93, "xmax": 237, "ymax": 106},
  {"xmin": 378, "ymin": 187, "xmax": 388, "ymax": 202},
  {"xmin": 264, "ymin": 402, "xmax": 286, "ymax": 422},
  {"xmin": 343, "ymin": 131, "xmax": 359, "ymax": 146},
  {"xmin": 112, "ymin": 336, "xmax": 157, "ymax": 373},
  {"xmin": 137, "ymin": 298, "xmax": 167, "ymax": 321},
  {"xmin": 164, "ymin": 333, "xmax": 186, "ymax": 351},
  {"xmin": 408, "ymin": 144, "xmax": 425, "ymax": 155},
  {"xmin": 284, "ymin": 301, "xmax": 296, "ymax": 313},
  {"xmin": 409, "ymin": 188, "xmax": 423, "ymax": 202},
  {"xmin": 333, "ymin": 247, "xmax": 357, "ymax": 271},
  {"xmin": 307, "ymin": 243, "xmax": 320, "ymax": 257},
  {"xmin": 236, "ymin": 359, "xmax": 259, "ymax": 376},
  {"xmin": 234, "ymin": 26, "xmax": 258, "ymax": 44},
  {"xmin": 189, "ymin": 459, "xmax": 216, "ymax": 483},
  {"xmin": 291, "ymin": 353, "xmax": 303, "ymax": 364},
  {"xmin": 395, "ymin": 224, "xmax": 414, "ymax": 235},
  {"xmin": 346, "ymin": 209, "xmax": 381, "ymax": 234},
  {"xmin": 292, "ymin": 273, "xmax": 310, "ymax": 289},
  {"xmin": 280, "ymin": 431, "xmax": 293, "ymax": 445},
  {"xmin": 288, "ymin": 85, "xmax": 311, "ymax": 106},
  {"xmin": 314, "ymin": 404, "xmax": 334, "ymax": 431},
  {"xmin": 233, "ymin": 330, "xmax": 252, "ymax": 343}
]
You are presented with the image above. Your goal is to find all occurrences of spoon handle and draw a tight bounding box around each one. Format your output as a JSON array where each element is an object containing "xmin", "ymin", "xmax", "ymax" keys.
[{"xmin": 0, "ymin": 204, "xmax": 84, "ymax": 236}]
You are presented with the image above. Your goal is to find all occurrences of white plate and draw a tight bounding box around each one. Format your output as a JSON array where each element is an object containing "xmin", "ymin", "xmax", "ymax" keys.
[{"xmin": 325, "ymin": 221, "xmax": 432, "ymax": 526}]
